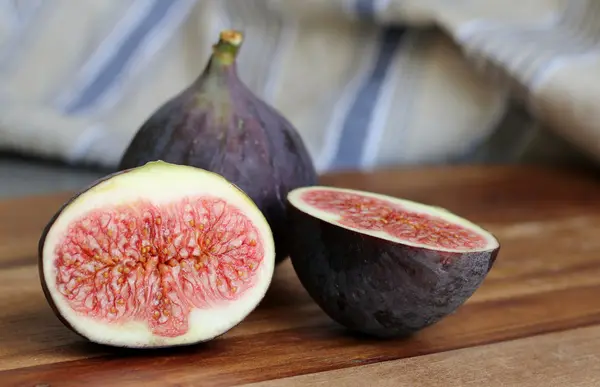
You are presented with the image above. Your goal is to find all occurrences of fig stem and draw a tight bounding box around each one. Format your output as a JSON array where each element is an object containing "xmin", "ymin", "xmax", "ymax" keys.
[{"xmin": 212, "ymin": 29, "xmax": 244, "ymax": 66}]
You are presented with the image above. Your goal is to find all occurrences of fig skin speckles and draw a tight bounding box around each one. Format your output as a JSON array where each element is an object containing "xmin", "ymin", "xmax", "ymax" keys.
[{"xmin": 287, "ymin": 187, "xmax": 500, "ymax": 338}]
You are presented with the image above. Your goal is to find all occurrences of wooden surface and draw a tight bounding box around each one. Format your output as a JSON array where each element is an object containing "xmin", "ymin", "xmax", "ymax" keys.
[{"xmin": 2, "ymin": 165, "xmax": 600, "ymax": 386}]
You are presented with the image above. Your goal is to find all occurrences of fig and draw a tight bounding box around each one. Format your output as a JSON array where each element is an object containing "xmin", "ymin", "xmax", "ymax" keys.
[
  {"xmin": 38, "ymin": 161, "xmax": 275, "ymax": 348},
  {"xmin": 287, "ymin": 186, "xmax": 500, "ymax": 338},
  {"xmin": 118, "ymin": 29, "xmax": 318, "ymax": 264}
]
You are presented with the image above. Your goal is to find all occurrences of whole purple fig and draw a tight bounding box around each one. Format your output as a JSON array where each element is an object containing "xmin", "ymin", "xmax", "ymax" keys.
[{"xmin": 118, "ymin": 30, "xmax": 318, "ymax": 263}]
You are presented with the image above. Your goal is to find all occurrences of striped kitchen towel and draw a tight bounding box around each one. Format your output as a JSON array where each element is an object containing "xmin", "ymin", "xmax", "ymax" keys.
[{"xmin": 0, "ymin": 0, "xmax": 597, "ymax": 173}]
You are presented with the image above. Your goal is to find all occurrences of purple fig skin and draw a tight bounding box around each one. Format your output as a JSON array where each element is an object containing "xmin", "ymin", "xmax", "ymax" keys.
[
  {"xmin": 118, "ymin": 31, "xmax": 318, "ymax": 264},
  {"xmin": 286, "ymin": 203, "xmax": 500, "ymax": 338}
]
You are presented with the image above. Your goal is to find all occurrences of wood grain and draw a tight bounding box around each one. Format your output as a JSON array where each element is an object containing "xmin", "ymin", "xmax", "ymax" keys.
[
  {"xmin": 246, "ymin": 325, "xmax": 600, "ymax": 387},
  {"xmin": 1, "ymin": 165, "xmax": 600, "ymax": 386}
]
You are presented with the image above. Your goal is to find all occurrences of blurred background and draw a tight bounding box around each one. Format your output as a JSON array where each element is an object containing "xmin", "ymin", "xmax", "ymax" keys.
[{"xmin": 0, "ymin": 0, "xmax": 598, "ymax": 198}]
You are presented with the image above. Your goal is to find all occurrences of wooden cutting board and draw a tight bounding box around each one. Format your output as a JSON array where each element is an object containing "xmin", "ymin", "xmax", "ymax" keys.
[{"xmin": 2, "ymin": 165, "xmax": 600, "ymax": 386}]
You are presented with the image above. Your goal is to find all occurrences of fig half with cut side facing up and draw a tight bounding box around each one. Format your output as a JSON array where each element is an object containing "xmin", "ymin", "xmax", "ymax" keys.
[
  {"xmin": 118, "ymin": 29, "xmax": 318, "ymax": 264},
  {"xmin": 286, "ymin": 186, "xmax": 500, "ymax": 338},
  {"xmin": 38, "ymin": 161, "xmax": 275, "ymax": 348}
]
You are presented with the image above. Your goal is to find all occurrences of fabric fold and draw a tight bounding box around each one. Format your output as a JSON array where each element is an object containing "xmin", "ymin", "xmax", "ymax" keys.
[{"xmin": 0, "ymin": 0, "xmax": 596, "ymax": 171}]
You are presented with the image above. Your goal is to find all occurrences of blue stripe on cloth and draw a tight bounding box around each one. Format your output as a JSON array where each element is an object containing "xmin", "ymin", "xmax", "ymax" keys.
[
  {"xmin": 329, "ymin": 26, "xmax": 406, "ymax": 170},
  {"xmin": 455, "ymin": 1, "xmax": 600, "ymax": 96},
  {"xmin": 64, "ymin": 0, "xmax": 183, "ymax": 114},
  {"xmin": 354, "ymin": 0, "xmax": 377, "ymax": 19}
]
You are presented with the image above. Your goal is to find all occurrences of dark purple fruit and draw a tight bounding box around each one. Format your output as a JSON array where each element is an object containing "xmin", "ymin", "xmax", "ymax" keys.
[
  {"xmin": 286, "ymin": 186, "xmax": 500, "ymax": 338},
  {"xmin": 38, "ymin": 161, "xmax": 275, "ymax": 348},
  {"xmin": 118, "ymin": 30, "xmax": 318, "ymax": 264}
]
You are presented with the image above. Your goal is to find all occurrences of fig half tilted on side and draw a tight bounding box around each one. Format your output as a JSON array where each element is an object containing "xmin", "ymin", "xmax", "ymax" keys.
[
  {"xmin": 38, "ymin": 161, "xmax": 275, "ymax": 348},
  {"xmin": 118, "ymin": 30, "xmax": 318, "ymax": 264},
  {"xmin": 287, "ymin": 186, "xmax": 500, "ymax": 338}
]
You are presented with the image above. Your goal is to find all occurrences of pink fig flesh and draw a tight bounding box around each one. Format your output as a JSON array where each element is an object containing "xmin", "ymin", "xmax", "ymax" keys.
[
  {"xmin": 301, "ymin": 189, "xmax": 490, "ymax": 250},
  {"xmin": 39, "ymin": 161, "xmax": 275, "ymax": 348}
]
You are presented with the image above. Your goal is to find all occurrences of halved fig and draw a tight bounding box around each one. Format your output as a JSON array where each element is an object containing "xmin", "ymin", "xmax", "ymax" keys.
[
  {"xmin": 38, "ymin": 161, "xmax": 275, "ymax": 348},
  {"xmin": 287, "ymin": 186, "xmax": 500, "ymax": 338}
]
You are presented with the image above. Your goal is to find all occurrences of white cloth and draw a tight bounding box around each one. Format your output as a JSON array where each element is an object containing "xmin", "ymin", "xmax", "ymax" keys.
[{"xmin": 0, "ymin": 0, "xmax": 597, "ymax": 172}]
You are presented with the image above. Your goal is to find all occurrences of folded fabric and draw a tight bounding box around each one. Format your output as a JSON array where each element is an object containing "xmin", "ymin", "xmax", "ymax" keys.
[{"xmin": 0, "ymin": 0, "xmax": 596, "ymax": 172}]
